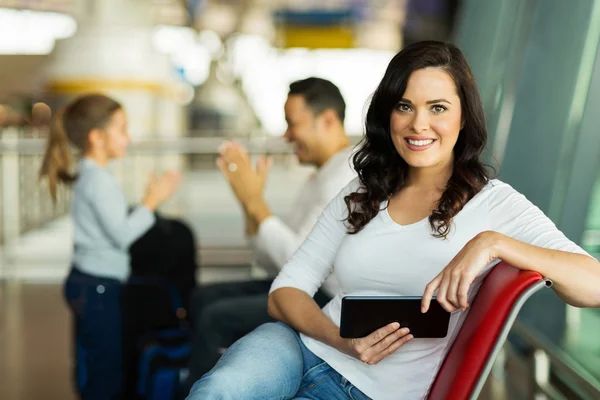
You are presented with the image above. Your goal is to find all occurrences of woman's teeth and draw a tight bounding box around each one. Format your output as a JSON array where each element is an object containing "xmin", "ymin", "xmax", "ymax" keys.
[{"xmin": 407, "ymin": 139, "xmax": 434, "ymax": 146}]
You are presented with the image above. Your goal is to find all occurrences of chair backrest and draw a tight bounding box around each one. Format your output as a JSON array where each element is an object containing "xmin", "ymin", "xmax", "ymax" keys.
[{"xmin": 428, "ymin": 261, "xmax": 549, "ymax": 400}]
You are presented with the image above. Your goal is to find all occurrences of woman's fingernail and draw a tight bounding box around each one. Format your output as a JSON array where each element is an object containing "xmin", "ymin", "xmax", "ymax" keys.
[
  {"xmin": 392, "ymin": 322, "xmax": 400, "ymax": 329},
  {"xmin": 401, "ymin": 328, "xmax": 410, "ymax": 334}
]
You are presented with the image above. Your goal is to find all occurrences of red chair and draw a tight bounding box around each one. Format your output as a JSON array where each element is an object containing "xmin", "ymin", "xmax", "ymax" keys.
[{"xmin": 428, "ymin": 261, "xmax": 551, "ymax": 400}]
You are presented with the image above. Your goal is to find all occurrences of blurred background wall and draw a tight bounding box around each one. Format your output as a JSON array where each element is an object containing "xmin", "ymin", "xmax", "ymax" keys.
[{"xmin": 0, "ymin": 1, "xmax": 599, "ymax": 399}]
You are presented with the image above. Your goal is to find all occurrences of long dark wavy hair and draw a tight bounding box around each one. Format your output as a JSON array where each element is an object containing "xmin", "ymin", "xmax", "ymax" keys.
[{"xmin": 345, "ymin": 41, "xmax": 493, "ymax": 238}]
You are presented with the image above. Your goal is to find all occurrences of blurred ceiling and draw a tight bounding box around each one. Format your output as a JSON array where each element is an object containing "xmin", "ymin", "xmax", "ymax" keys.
[
  {"xmin": 0, "ymin": 0, "xmax": 405, "ymax": 101},
  {"xmin": 0, "ymin": 0, "xmax": 73, "ymax": 13}
]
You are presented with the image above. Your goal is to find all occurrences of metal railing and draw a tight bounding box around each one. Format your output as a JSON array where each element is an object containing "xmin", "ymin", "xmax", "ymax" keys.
[
  {"xmin": 502, "ymin": 321, "xmax": 600, "ymax": 400},
  {"xmin": 1, "ymin": 127, "xmax": 356, "ymax": 247},
  {"xmin": 0, "ymin": 127, "xmax": 70, "ymax": 247},
  {"xmin": 0, "ymin": 134, "xmax": 298, "ymax": 155}
]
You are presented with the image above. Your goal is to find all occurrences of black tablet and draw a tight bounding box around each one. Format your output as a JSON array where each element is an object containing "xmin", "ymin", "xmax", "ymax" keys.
[{"xmin": 340, "ymin": 296, "xmax": 451, "ymax": 339}]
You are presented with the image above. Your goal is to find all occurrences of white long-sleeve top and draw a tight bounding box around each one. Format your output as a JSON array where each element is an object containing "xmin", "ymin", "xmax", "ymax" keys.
[
  {"xmin": 250, "ymin": 148, "xmax": 356, "ymax": 297},
  {"xmin": 270, "ymin": 178, "xmax": 592, "ymax": 400}
]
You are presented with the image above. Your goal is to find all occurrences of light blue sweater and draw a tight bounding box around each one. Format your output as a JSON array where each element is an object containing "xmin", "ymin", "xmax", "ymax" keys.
[{"xmin": 71, "ymin": 158, "xmax": 155, "ymax": 282}]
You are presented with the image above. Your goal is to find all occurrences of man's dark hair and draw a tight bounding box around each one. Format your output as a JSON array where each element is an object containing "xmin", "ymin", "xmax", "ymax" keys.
[{"xmin": 289, "ymin": 77, "xmax": 346, "ymax": 123}]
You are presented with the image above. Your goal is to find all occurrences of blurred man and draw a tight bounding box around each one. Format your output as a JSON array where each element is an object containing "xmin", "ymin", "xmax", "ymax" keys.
[{"xmin": 188, "ymin": 77, "xmax": 356, "ymax": 384}]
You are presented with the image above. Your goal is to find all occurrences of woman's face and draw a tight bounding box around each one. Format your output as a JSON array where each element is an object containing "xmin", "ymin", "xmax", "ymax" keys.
[{"xmin": 389, "ymin": 67, "xmax": 462, "ymax": 171}]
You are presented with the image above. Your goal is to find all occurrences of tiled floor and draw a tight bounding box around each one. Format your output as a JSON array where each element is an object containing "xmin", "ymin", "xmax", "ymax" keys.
[
  {"xmin": 0, "ymin": 283, "xmax": 76, "ymax": 400},
  {"xmin": 0, "ymin": 264, "xmax": 251, "ymax": 400}
]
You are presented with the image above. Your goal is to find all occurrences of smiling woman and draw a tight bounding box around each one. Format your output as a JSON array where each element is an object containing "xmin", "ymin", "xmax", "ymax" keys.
[
  {"xmin": 187, "ymin": 41, "xmax": 600, "ymax": 400},
  {"xmin": 348, "ymin": 42, "xmax": 490, "ymax": 238},
  {"xmin": 392, "ymin": 72, "xmax": 461, "ymax": 162}
]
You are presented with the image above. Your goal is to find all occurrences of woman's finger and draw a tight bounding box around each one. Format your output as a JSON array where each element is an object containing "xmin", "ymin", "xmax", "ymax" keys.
[
  {"xmin": 369, "ymin": 332, "xmax": 414, "ymax": 365},
  {"xmin": 365, "ymin": 322, "xmax": 400, "ymax": 348},
  {"xmin": 436, "ymin": 273, "xmax": 456, "ymax": 312},
  {"xmin": 457, "ymin": 275, "xmax": 473, "ymax": 310},
  {"xmin": 447, "ymin": 270, "xmax": 461, "ymax": 309},
  {"xmin": 422, "ymin": 274, "xmax": 441, "ymax": 313},
  {"xmin": 365, "ymin": 327, "xmax": 410, "ymax": 362}
]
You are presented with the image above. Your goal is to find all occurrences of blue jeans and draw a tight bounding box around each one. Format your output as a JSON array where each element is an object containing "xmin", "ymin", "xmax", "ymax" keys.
[
  {"xmin": 188, "ymin": 279, "xmax": 331, "ymax": 386},
  {"xmin": 64, "ymin": 267, "xmax": 123, "ymax": 400},
  {"xmin": 187, "ymin": 322, "xmax": 371, "ymax": 400}
]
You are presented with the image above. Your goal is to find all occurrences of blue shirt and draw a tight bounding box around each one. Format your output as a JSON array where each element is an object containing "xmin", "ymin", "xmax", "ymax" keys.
[{"xmin": 71, "ymin": 158, "xmax": 155, "ymax": 281}]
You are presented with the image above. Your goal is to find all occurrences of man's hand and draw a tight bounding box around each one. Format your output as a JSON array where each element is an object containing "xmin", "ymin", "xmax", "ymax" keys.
[{"xmin": 216, "ymin": 140, "xmax": 273, "ymax": 224}]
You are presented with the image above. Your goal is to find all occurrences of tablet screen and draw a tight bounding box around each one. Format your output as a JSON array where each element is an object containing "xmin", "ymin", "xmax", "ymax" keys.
[{"xmin": 340, "ymin": 296, "xmax": 450, "ymax": 338}]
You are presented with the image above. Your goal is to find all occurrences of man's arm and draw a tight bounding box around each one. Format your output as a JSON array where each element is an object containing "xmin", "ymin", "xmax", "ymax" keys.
[
  {"xmin": 249, "ymin": 216, "xmax": 304, "ymax": 271},
  {"xmin": 248, "ymin": 162, "xmax": 357, "ymax": 271},
  {"xmin": 245, "ymin": 213, "xmax": 259, "ymax": 237},
  {"xmin": 249, "ymin": 202, "xmax": 326, "ymax": 271}
]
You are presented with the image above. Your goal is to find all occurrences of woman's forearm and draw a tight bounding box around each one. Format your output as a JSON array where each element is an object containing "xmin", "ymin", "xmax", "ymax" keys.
[
  {"xmin": 268, "ymin": 287, "xmax": 343, "ymax": 349},
  {"xmin": 493, "ymin": 232, "xmax": 600, "ymax": 307}
]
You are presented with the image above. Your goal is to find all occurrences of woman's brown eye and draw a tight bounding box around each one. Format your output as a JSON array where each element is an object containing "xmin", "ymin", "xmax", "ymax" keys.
[
  {"xmin": 432, "ymin": 105, "xmax": 447, "ymax": 114},
  {"xmin": 397, "ymin": 104, "xmax": 412, "ymax": 112}
]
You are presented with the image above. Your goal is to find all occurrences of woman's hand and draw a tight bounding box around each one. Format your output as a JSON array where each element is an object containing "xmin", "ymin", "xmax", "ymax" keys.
[
  {"xmin": 336, "ymin": 322, "xmax": 413, "ymax": 365},
  {"xmin": 422, "ymin": 231, "xmax": 500, "ymax": 313}
]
